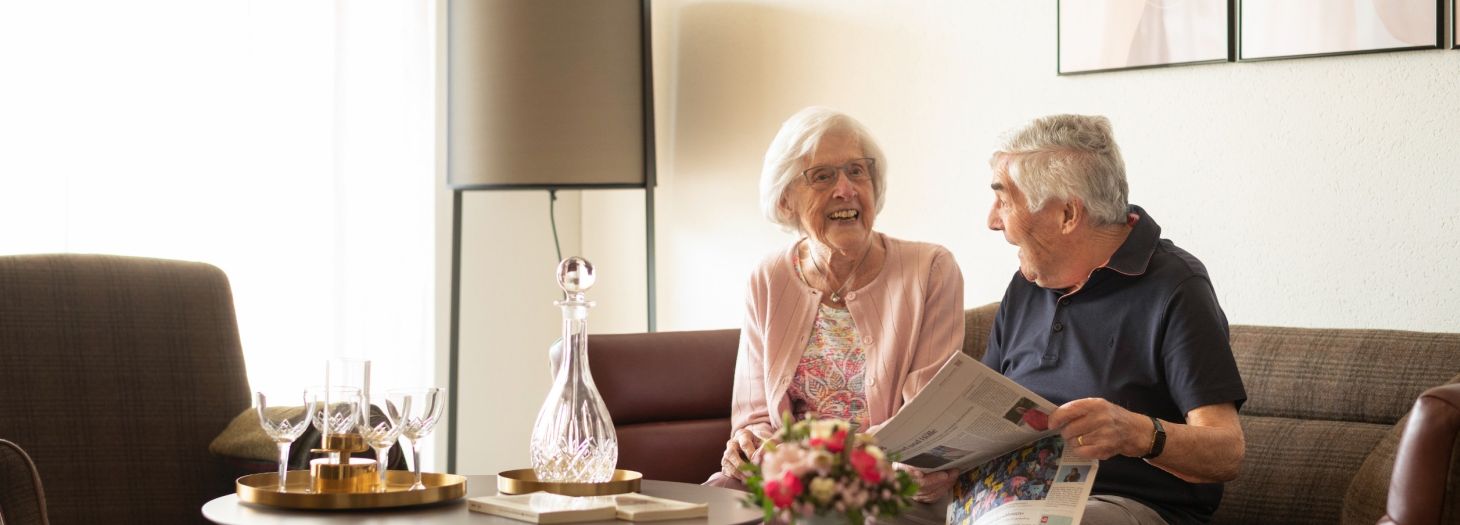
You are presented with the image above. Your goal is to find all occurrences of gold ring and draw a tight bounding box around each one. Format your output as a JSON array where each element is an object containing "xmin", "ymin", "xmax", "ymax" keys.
[{"xmin": 1077, "ymin": 435, "xmax": 1086, "ymax": 446}]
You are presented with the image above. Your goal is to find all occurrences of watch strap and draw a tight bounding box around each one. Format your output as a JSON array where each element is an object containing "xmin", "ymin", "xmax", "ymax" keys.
[{"xmin": 1141, "ymin": 416, "xmax": 1166, "ymax": 459}]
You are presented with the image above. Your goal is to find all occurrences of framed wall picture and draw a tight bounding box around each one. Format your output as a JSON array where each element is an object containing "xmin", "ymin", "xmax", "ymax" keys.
[
  {"xmin": 1058, "ymin": 0, "xmax": 1231, "ymax": 75},
  {"xmin": 1454, "ymin": 0, "xmax": 1458, "ymax": 49},
  {"xmin": 1240, "ymin": 0, "xmax": 1442, "ymax": 61}
]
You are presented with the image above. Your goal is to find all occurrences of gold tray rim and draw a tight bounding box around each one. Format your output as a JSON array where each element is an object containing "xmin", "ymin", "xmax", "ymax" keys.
[
  {"xmin": 496, "ymin": 468, "xmax": 642, "ymax": 496},
  {"xmin": 237, "ymin": 470, "xmax": 467, "ymax": 510}
]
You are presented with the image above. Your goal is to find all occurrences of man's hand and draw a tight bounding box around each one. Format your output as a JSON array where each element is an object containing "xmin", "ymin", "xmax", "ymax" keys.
[
  {"xmin": 895, "ymin": 464, "xmax": 958, "ymax": 503},
  {"xmin": 720, "ymin": 426, "xmax": 775, "ymax": 480},
  {"xmin": 1048, "ymin": 397, "xmax": 1149, "ymax": 460},
  {"xmin": 1050, "ymin": 399, "xmax": 1245, "ymax": 483}
]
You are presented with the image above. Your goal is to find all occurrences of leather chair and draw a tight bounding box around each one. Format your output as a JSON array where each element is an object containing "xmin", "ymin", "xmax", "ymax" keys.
[
  {"xmin": 1379, "ymin": 382, "xmax": 1460, "ymax": 525},
  {"xmin": 0, "ymin": 439, "xmax": 49, "ymax": 525},
  {"xmin": 569, "ymin": 329, "xmax": 740, "ymax": 483}
]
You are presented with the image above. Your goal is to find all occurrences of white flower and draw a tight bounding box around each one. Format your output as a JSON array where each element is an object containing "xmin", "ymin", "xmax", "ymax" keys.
[{"xmin": 809, "ymin": 477, "xmax": 837, "ymax": 504}]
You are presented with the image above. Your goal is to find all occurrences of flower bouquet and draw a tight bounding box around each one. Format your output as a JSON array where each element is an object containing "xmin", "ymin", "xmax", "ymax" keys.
[{"xmin": 742, "ymin": 416, "xmax": 918, "ymax": 524}]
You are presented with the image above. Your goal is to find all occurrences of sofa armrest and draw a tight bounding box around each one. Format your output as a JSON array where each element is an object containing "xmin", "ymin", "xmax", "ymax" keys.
[{"xmin": 1379, "ymin": 382, "xmax": 1460, "ymax": 525}]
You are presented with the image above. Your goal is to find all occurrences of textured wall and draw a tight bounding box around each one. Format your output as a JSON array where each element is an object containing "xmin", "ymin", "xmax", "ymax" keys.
[{"xmin": 616, "ymin": 0, "xmax": 1460, "ymax": 333}]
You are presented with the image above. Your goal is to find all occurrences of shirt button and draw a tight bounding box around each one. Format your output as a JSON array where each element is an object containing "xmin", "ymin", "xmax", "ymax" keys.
[
  {"xmin": 846, "ymin": 292, "xmax": 858, "ymax": 300},
  {"xmin": 1059, "ymin": 298, "xmax": 1070, "ymax": 307},
  {"xmin": 861, "ymin": 335, "xmax": 873, "ymax": 344},
  {"xmin": 1053, "ymin": 322, "xmax": 1064, "ymax": 332}
]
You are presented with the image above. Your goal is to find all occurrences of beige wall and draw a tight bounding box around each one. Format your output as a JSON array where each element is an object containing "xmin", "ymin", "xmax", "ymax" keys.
[
  {"xmin": 441, "ymin": 0, "xmax": 1460, "ymax": 475},
  {"xmin": 634, "ymin": 0, "xmax": 1460, "ymax": 333}
]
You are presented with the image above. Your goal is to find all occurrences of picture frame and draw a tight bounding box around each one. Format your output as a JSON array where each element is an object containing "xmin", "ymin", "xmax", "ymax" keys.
[
  {"xmin": 1239, "ymin": 0, "xmax": 1443, "ymax": 61},
  {"xmin": 1453, "ymin": 0, "xmax": 1458, "ymax": 49},
  {"xmin": 1057, "ymin": 0, "xmax": 1232, "ymax": 75}
]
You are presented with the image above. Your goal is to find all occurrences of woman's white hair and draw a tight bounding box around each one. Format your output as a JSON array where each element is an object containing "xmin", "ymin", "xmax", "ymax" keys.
[
  {"xmin": 759, "ymin": 107, "xmax": 887, "ymax": 231},
  {"xmin": 992, "ymin": 114, "xmax": 1129, "ymax": 226}
]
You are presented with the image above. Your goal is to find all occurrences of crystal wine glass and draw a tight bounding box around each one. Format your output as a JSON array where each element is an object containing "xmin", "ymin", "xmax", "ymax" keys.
[
  {"xmin": 307, "ymin": 386, "xmax": 363, "ymax": 463},
  {"xmin": 357, "ymin": 398, "xmax": 403, "ymax": 492},
  {"xmin": 255, "ymin": 390, "xmax": 313, "ymax": 492},
  {"xmin": 385, "ymin": 387, "xmax": 446, "ymax": 490}
]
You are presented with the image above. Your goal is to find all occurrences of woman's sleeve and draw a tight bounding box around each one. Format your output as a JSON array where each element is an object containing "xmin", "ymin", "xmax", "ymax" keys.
[
  {"xmin": 900, "ymin": 247, "xmax": 965, "ymax": 403},
  {"xmin": 729, "ymin": 267, "xmax": 776, "ymax": 439}
]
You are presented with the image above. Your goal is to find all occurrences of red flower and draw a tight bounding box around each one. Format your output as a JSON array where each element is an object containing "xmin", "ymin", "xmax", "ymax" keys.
[
  {"xmin": 850, "ymin": 448, "xmax": 882, "ymax": 484},
  {"xmin": 808, "ymin": 427, "xmax": 848, "ymax": 454},
  {"xmin": 764, "ymin": 470, "xmax": 804, "ymax": 508}
]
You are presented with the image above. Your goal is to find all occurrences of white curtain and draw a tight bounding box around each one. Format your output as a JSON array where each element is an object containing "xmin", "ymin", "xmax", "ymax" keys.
[{"xmin": 0, "ymin": 0, "xmax": 437, "ymax": 462}]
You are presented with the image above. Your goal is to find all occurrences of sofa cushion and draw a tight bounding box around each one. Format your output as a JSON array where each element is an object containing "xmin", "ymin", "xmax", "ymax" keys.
[
  {"xmin": 617, "ymin": 419, "xmax": 730, "ymax": 484},
  {"xmin": 1232, "ymin": 326, "xmax": 1460, "ymax": 424},
  {"xmin": 1211, "ymin": 416, "xmax": 1388, "ymax": 524}
]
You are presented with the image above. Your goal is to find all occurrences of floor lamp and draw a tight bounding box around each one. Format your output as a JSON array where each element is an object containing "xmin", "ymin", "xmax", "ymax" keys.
[{"xmin": 444, "ymin": 0, "xmax": 656, "ymax": 474}]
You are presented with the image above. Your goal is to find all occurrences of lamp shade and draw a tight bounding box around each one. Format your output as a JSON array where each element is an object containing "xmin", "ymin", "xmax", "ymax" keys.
[{"xmin": 448, "ymin": 0, "xmax": 650, "ymax": 189}]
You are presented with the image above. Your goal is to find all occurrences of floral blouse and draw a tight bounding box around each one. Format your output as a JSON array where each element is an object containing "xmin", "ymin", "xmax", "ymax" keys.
[{"xmin": 787, "ymin": 304, "xmax": 870, "ymax": 429}]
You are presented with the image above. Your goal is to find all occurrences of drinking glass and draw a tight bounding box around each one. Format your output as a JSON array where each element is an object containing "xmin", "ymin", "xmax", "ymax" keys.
[
  {"xmin": 307, "ymin": 386, "xmax": 363, "ymax": 463},
  {"xmin": 255, "ymin": 390, "xmax": 313, "ymax": 492},
  {"xmin": 357, "ymin": 398, "xmax": 403, "ymax": 492},
  {"xmin": 385, "ymin": 387, "xmax": 446, "ymax": 490}
]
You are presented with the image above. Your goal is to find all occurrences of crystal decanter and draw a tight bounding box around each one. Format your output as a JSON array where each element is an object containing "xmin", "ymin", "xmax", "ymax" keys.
[{"xmin": 528, "ymin": 256, "xmax": 619, "ymax": 482}]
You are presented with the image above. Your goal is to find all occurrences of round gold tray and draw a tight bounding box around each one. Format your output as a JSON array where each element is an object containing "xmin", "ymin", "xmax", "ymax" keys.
[
  {"xmin": 237, "ymin": 470, "xmax": 467, "ymax": 510},
  {"xmin": 497, "ymin": 468, "xmax": 642, "ymax": 496}
]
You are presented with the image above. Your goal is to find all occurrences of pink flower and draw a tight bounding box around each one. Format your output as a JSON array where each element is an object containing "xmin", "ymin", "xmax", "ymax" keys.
[
  {"xmin": 849, "ymin": 448, "xmax": 882, "ymax": 484},
  {"xmin": 764, "ymin": 470, "xmax": 803, "ymax": 508},
  {"xmin": 762, "ymin": 443, "xmax": 813, "ymax": 481},
  {"xmin": 808, "ymin": 426, "xmax": 848, "ymax": 454}
]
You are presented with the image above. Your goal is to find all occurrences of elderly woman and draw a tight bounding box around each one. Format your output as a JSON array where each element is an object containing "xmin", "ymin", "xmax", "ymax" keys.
[{"xmin": 707, "ymin": 107, "xmax": 963, "ymax": 500}]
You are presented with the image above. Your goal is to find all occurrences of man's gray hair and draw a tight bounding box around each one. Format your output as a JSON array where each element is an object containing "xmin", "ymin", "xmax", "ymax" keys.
[
  {"xmin": 992, "ymin": 114, "xmax": 1128, "ymax": 226},
  {"xmin": 760, "ymin": 107, "xmax": 887, "ymax": 231}
]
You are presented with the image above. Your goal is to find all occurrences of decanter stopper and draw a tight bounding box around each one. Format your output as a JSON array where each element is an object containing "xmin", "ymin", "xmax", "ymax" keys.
[{"xmin": 556, "ymin": 256, "xmax": 595, "ymax": 301}]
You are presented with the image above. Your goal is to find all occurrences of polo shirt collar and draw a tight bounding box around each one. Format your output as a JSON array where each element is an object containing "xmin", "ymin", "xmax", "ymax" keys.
[{"xmin": 1104, "ymin": 204, "xmax": 1160, "ymax": 276}]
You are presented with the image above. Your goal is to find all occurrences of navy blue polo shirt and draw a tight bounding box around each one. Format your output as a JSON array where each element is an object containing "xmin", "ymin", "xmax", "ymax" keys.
[{"xmin": 982, "ymin": 205, "xmax": 1246, "ymax": 525}]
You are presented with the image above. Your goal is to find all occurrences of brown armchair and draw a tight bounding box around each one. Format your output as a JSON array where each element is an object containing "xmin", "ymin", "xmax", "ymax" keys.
[
  {"xmin": 1379, "ymin": 382, "xmax": 1460, "ymax": 525},
  {"xmin": 0, "ymin": 254, "xmax": 254, "ymax": 524}
]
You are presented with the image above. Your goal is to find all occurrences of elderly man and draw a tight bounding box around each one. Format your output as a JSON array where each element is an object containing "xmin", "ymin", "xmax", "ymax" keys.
[{"xmin": 982, "ymin": 114, "xmax": 1246, "ymax": 525}]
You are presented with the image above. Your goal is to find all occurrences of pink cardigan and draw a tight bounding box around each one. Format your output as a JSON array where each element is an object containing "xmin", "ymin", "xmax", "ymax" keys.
[{"xmin": 730, "ymin": 232, "xmax": 965, "ymax": 438}]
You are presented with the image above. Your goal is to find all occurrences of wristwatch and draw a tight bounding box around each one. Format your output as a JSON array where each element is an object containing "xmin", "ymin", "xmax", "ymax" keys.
[{"xmin": 1142, "ymin": 416, "xmax": 1166, "ymax": 459}]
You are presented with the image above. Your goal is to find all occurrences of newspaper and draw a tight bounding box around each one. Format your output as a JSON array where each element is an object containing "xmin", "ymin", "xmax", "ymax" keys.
[
  {"xmin": 947, "ymin": 435, "xmax": 1098, "ymax": 525},
  {"xmin": 869, "ymin": 353, "xmax": 1097, "ymax": 525}
]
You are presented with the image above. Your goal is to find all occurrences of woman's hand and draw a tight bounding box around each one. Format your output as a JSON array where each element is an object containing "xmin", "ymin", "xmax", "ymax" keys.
[
  {"xmin": 720, "ymin": 426, "xmax": 774, "ymax": 480},
  {"xmin": 895, "ymin": 464, "xmax": 958, "ymax": 503}
]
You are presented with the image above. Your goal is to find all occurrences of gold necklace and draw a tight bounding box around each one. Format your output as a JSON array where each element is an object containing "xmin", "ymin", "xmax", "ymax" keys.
[{"xmin": 805, "ymin": 237, "xmax": 874, "ymax": 303}]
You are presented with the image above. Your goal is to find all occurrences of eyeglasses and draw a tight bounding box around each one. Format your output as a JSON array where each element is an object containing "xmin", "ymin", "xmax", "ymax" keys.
[{"xmin": 801, "ymin": 158, "xmax": 876, "ymax": 190}]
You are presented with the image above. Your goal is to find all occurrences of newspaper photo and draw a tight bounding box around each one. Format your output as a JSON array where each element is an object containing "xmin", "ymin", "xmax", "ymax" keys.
[{"xmin": 947, "ymin": 435, "xmax": 1098, "ymax": 525}]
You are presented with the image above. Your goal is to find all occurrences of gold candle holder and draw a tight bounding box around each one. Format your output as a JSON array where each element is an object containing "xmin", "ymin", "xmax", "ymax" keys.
[
  {"xmin": 322, "ymin": 432, "xmax": 367, "ymax": 454},
  {"xmin": 311, "ymin": 457, "xmax": 379, "ymax": 493}
]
